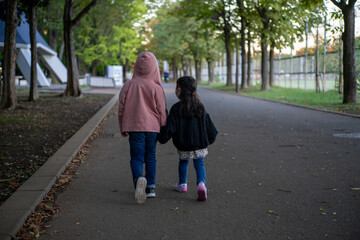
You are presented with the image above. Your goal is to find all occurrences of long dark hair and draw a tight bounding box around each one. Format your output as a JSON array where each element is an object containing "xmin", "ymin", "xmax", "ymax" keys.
[{"xmin": 177, "ymin": 76, "xmax": 205, "ymax": 118}]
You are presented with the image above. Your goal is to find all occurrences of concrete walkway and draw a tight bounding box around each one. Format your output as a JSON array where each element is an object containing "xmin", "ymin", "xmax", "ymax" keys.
[
  {"xmin": 0, "ymin": 93, "xmax": 119, "ymax": 240},
  {"xmin": 1, "ymin": 84, "xmax": 360, "ymax": 239}
]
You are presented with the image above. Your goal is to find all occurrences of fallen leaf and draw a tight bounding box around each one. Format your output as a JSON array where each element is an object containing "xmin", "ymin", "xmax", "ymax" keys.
[
  {"xmin": 268, "ymin": 210, "xmax": 279, "ymax": 216},
  {"xmin": 35, "ymin": 215, "xmax": 42, "ymax": 223}
]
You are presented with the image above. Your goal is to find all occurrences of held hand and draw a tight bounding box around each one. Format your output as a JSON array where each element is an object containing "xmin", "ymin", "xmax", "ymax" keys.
[{"xmin": 121, "ymin": 132, "xmax": 128, "ymax": 137}]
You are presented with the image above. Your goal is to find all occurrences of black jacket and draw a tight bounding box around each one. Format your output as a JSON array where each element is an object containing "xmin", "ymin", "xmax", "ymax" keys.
[{"xmin": 158, "ymin": 102, "xmax": 218, "ymax": 151}]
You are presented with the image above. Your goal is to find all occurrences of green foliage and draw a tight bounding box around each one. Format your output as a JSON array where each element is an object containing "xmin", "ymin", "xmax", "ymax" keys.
[
  {"xmin": 74, "ymin": 0, "xmax": 146, "ymax": 75},
  {"xmin": 147, "ymin": 0, "xmax": 225, "ymax": 69}
]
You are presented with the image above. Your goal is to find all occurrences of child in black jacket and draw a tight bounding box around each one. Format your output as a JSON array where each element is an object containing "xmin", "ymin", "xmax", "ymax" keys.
[{"xmin": 158, "ymin": 76, "xmax": 218, "ymax": 201}]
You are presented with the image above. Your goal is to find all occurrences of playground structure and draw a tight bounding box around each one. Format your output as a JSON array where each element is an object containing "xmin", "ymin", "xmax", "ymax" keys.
[{"xmin": 0, "ymin": 16, "xmax": 67, "ymax": 87}]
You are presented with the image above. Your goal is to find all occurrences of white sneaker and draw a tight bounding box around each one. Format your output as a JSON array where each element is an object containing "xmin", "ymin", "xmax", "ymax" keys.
[{"xmin": 135, "ymin": 177, "xmax": 147, "ymax": 204}]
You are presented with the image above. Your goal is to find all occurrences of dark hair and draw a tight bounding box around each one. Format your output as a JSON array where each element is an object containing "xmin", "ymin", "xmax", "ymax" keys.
[{"xmin": 176, "ymin": 76, "xmax": 205, "ymax": 118}]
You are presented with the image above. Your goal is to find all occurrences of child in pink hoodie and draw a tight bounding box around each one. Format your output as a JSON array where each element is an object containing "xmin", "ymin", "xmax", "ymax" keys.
[{"xmin": 118, "ymin": 52, "xmax": 167, "ymax": 204}]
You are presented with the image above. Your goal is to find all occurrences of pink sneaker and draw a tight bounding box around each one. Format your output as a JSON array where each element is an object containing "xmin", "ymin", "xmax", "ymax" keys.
[
  {"xmin": 175, "ymin": 183, "xmax": 187, "ymax": 192},
  {"xmin": 197, "ymin": 182, "xmax": 207, "ymax": 201}
]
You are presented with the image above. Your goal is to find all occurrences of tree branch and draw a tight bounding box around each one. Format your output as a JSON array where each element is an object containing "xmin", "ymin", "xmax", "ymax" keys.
[
  {"xmin": 330, "ymin": 0, "xmax": 344, "ymax": 9},
  {"xmin": 349, "ymin": 0, "xmax": 357, "ymax": 7},
  {"xmin": 71, "ymin": 0, "xmax": 98, "ymax": 27}
]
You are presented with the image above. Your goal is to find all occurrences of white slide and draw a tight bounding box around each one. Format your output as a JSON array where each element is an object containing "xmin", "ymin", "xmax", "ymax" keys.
[
  {"xmin": 40, "ymin": 54, "xmax": 67, "ymax": 84},
  {"xmin": 16, "ymin": 48, "xmax": 51, "ymax": 87}
]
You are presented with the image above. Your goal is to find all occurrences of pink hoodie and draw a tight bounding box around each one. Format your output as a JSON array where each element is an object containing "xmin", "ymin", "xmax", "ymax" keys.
[{"xmin": 118, "ymin": 52, "xmax": 167, "ymax": 134}]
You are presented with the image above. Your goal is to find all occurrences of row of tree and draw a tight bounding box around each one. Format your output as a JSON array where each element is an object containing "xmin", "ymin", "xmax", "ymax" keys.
[
  {"xmin": 0, "ymin": 0, "xmax": 146, "ymax": 110},
  {"xmin": 145, "ymin": 0, "xmax": 358, "ymax": 104},
  {"xmin": 0, "ymin": 0, "xmax": 358, "ymax": 109}
]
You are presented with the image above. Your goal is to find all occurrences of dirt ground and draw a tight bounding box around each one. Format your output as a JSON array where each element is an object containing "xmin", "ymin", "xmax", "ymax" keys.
[{"xmin": 0, "ymin": 92, "xmax": 113, "ymax": 206}]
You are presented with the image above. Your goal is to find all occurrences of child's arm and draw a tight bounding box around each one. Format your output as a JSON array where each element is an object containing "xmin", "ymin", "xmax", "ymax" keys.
[
  {"xmin": 205, "ymin": 113, "xmax": 218, "ymax": 145},
  {"xmin": 157, "ymin": 106, "xmax": 176, "ymax": 144}
]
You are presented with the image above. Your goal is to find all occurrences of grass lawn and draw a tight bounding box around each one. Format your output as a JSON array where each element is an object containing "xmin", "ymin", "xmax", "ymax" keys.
[{"xmin": 201, "ymin": 82, "xmax": 360, "ymax": 116}]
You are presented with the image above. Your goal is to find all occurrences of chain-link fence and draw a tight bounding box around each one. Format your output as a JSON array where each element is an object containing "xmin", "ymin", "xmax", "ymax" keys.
[{"xmin": 200, "ymin": 48, "xmax": 360, "ymax": 92}]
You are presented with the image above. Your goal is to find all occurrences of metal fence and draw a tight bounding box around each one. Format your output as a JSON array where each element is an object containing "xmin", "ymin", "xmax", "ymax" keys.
[{"xmin": 199, "ymin": 48, "xmax": 360, "ymax": 91}]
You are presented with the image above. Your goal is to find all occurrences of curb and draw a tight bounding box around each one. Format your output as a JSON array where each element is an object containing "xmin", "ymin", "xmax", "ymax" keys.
[
  {"xmin": 0, "ymin": 94, "xmax": 119, "ymax": 240},
  {"xmin": 204, "ymin": 86, "xmax": 360, "ymax": 119}
]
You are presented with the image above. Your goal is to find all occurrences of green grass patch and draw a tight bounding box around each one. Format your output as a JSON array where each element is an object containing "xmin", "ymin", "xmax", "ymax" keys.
[{"xmin": 205, "ymin": 83, "xmax": 360, "ymax": 116}]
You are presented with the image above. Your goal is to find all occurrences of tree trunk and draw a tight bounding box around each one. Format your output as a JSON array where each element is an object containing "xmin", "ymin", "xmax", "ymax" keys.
[
  {"xmin": 247, "ymin": 32, "xmax": 251, "ymax": 87},
  {"xmin": 260, "ymin": 37, "xmax": 269, "ymax": 91},
  {"xmin": 224, "ymin": 20, "xmax": 232, "ymax": 86},
  {"xmin": 92, "ymin": 60, "xmax": 99, "ymax": 76},
  {"xmin": 1, "ymin": 0, "xmax": 19, "ymax": 110},
  {"xmin": 28, "ymin": 3, "xmax": 40, "ymax": 102},
  {"xmin": 269, "ymin": 41, "xmax": 275, "ymax": 87},
  {"xmin": 195, "ymin": 59, "xmax": 202, "ymax": 83},
  {"xmin": 315, "ymin": 17, "xmax": 320, "ymax": 93},
  {"xmin": 323, "ymin": 14, "xmax": 327, "ymax": 92},
  {"xmin": 172, "ymin": 59, "xmax": 178, "ymax": 81},
  {"xmin": 259, "ymin": 8, "xmax": 270, "ymax": 91},
  {"xmin": 339, "ymin": 41, "xmax": 343, "ymax": 94},
  {"xmin": 240, "ymin": 31, "xmax": 247, "ymax": 89},
  {"xmin": 193, "ymin": 48, "xmax": 202, "ymax": 83},
  {"xmin": 207, "ymin": 60, "xmax": 215, "ymax": 85},
  {"xmin": 189, "ymin": 59, "xmax": 193, "ymax": 78},
  {"xmin": 184, "ymin": 58, "xmax": 191, "ymax": 76},
  {"xmin": 305, "ymin": 21, "xmax": 308, "ymax": 89},
  {"xmin": 238, "ymin": 0, "xmax": 247, "ymax": 90},
  {"xmin": 342, "ymin": 3, "xmax": 358, "ymax": 103},
  {"xmin": 235, "ymin": 35, "xmax": 239, "ymax": 93},
  {"xmin": 63, "ymin": 0, "xmax": 97, "ymax": 97},
  {"xmin": 181, "ymin": 55, "xmax": 186, "ymax": 76},
  {"xmin": 64, "ymin": 0, "xmax": 81, "ymax": 96}
]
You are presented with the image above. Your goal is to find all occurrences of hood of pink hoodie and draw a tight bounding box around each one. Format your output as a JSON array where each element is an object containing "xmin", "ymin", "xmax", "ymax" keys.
[
  {"xmin": 132, "ymin": 52, "xmax": 161, "ymax": 86},
  {"xmin": 118, "ymin": 51, "xmax": 167, "ymax": 134}
]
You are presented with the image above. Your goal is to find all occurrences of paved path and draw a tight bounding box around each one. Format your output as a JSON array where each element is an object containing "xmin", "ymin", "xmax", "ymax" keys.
[{"xmin": 40, "ymin": 84, "xmax": 360, "ymax": 240}]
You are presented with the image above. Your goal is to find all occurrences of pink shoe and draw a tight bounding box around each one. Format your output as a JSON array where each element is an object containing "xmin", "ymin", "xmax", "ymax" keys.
[
  {"xmin": 175, "ymin": 182, "xmax": 187, "ymax": 192},
  {"xmin": 197, "ymin": 182, "xmax": 207, "ymax": 201}
]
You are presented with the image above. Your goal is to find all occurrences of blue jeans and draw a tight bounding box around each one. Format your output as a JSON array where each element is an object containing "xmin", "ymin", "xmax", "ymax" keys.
[
  {"xmin": 128, "ymin": 132, "xmax": 158, "ymax": 189},
  {"xmin": 178, "ymin": 157, "xmax": 206, "ymax": 185}
]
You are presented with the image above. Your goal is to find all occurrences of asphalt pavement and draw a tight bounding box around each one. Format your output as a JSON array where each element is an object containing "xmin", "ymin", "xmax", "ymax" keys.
[{"xmin": 9, "ymin": 84, "xmax": 360, "ymax": 239}]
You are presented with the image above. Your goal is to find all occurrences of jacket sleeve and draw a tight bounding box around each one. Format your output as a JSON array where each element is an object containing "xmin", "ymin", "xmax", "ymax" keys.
[
  {"xmin": 118, "ymin": 82, "xmax": 129, "ymax": 133},
  {"xmin": 205, "ymin": 113, "xmax": 218, "ymax": 145},
  {"xmin": 155, "ymin": 87, "xmax": 168, "ymax": 127},
  {"xmin": 157, "ymin": 106, "xmax": 177, "ymax": 144}
]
